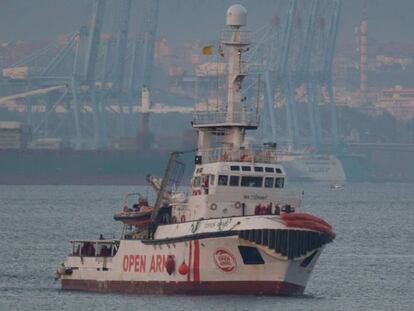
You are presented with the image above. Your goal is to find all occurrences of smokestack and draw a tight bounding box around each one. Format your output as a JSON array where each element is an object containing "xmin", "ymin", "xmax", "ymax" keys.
[
  {"xmin": 359, "ymin": 3, "xmax": 368, "ymax": 105},
  {"xmin": 141, "ymin": 86, "xmax": 150, "ymax": 136},
  {"xmin": 137, "ymin": 86, "xmax": 153, "ymax": 148}
]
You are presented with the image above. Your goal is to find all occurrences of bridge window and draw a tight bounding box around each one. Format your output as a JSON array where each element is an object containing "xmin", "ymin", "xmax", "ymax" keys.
[
  {"xmin": 275, "ymin": 177, "xmax": 284, "ymax": 188},
  {"xmin": 229, "ymin": 175, "xmax": 240, "ymax": 186},
  {"xmin": 230, "ymin": 165, "xmax": 240, "ymax": 171},
  {"xmin": 254, "ymin": 166, "xmax": 263, "ymax": 172},
  {"xmin": 265, "ymin": 167, "xmax": 274, "ymax": 173},
  {"xmin": 193, "ymin": 176, "xmax": 201, "ymax": 187},
  {"xmin": 264, "ymin": 177, "xmax": 274, "ymax": 188},
  {"xmin": 241, "ymin": 176, "xmax": 263, "ymax": 187},
  {"xmin": 218, "ymin": 175, "xmax": 228, "ymax": 186},
  {"xmin": 242, "ymin": 166, "xmax": 251, "ymax": 171},
  {"xmin": 275, "ymin": 168, "xmax": 282, "ymax": 174}
]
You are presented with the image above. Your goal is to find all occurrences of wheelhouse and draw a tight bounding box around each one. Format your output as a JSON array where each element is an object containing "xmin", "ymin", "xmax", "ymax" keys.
[{"xmin": 191, "ymin": 162, "xmax": 286, "ymax": 196}]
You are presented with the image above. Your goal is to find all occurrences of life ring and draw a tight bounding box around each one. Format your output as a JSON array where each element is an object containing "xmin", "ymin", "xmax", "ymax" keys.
[
  {"xmin": 180, "ymin": 215, "xmax": 186, "ymax": 222},
  {"xmin": 240, "ymin": 154, "xmax": 251, "ymax": 162},
  {"xmin": 210, "ymin": 203, "xmax": 218, "ymax": 210},
  {"xmin": 234, "ymin": 201, "xmax": 241, "ymax": 209}
]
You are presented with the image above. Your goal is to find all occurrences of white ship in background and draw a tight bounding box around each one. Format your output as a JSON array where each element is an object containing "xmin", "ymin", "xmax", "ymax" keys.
[
  {"xmin": 55, "ymin": 5, "xmax": 335, "ymax": 296},
  {"xmin": 278, "ymin": 151, "xmax": 346, "ymax": 182}
]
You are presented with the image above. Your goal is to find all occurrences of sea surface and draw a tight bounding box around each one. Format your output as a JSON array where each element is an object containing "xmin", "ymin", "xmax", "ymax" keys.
[{"xmin": 0, "ymin": 183, "xmax": 413, "ymax": 311}]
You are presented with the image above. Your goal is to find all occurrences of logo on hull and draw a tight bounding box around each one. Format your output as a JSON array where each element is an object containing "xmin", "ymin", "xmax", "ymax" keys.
[{"xmin": 213, "ymin": 249, "xmax": 236, "ymax": 273}]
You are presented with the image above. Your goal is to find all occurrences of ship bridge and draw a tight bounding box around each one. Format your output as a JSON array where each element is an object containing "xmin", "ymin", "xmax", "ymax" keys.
[
  {"xmin": 176, "ymin": 158, "xmax": 301, "ymax": 221},
  {"xmin": 192, "ymin": 111, "xmax": 258, "ymax": 129}
]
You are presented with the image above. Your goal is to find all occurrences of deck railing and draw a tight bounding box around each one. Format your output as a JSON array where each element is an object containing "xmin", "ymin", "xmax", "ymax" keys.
[
  {"xmin": 200, "ymin": 146, "xmax": 277, "ymax": 164},
  {"xmin": 192, "ymin": 111, "xmax": 258, "ymax": 128},
  {"xmin": 221, "ymin": 30, "xmax": 249, "ymax": 45}
]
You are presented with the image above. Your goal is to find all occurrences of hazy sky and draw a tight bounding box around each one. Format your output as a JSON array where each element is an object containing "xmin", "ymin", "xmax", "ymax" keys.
[{"xmin": 0, "ymin": 0, "xmax": 413, "ymax": 47}]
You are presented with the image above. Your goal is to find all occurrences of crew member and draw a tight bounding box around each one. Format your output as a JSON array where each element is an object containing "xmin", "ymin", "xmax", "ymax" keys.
[
  {"xmin": 148, "ymin": 221, "xmax": 156, "ymax": 239},
  {"xmin": 203, "ymin": 176, "xmax": 209, "ymax": 194}
]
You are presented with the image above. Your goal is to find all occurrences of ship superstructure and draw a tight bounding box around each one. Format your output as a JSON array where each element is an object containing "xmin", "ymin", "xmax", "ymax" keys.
[{"xmin": 56, "ymin": 5, "xmax": 335, "ymax": 295}]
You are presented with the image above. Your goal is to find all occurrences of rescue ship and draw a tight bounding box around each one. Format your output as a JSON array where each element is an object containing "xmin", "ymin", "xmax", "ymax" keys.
[{"xmin": 55, "ymin": 5, "xmax": 335, "ymax": 295}]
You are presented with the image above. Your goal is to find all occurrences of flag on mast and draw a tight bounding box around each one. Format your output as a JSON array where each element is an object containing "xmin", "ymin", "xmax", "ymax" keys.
[{"xmin": 202, "ymin": 45, "xmax": 213, "ymax": 56}]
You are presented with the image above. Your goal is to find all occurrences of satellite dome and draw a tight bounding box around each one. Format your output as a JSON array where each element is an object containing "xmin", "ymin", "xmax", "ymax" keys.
[{"xmin": 226, "ymin": 4, "xmax": 247, "ymax": 27}]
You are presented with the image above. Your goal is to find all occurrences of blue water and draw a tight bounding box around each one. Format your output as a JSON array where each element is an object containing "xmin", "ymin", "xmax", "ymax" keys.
[{"xmin": 0, "ymin": 183, "xmax": 413, "ymax": 310}]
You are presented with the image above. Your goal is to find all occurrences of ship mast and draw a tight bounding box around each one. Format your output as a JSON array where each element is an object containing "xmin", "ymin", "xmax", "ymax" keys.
[{"xmin": 192, "ymin": 4, "xmax": 258, "ymax": 164}]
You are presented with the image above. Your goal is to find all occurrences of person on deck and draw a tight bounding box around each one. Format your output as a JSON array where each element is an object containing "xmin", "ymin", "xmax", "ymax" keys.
[
  {"xmin": 86, "ymin": 243, "xmax": 95, "ymax": 256},
  {"xmin": 203, "ymin": 176, "xmax": 209, "ymax": 194},
  {"xmin": 148, "ymin": 221, "xmax": 156, "ymax": 239},
  {"xmin": 81, "ymin": 242, "xmax": 88, "ymax": 256}
]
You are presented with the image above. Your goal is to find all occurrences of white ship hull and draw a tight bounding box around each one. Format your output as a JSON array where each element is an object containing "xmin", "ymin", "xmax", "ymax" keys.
[
  {"xmin": 279, "ymin": 154, "xmax": 346, "ymax": 182},
  {"xmin": 60, "ymin": 216, "xmax": 331, "ymax": 295}
]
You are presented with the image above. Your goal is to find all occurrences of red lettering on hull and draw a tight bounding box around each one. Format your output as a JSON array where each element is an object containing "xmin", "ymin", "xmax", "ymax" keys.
[
  {"xmin": 122, "ymin": 255, "xmax": 129, "ymax": 272},
  {"xmin": 149, "ymin": 255, "xmax": 155, "ymax": 272},
  {"xmin": 128, "ymin": 255, "xmax": 134, "ymax": 272},
  {"xmin": 156, "ymin": 255, "xmax": 162, "ymax": 272},
  {"xmin": 122, "ymin": 255, "xmax": 147, "ymax": 273},
  {"xmin": 140, "ymin": 255, "xmax": 146, "ymax": 272},
  {"xmin": 124, "ymin": 254, "xmax": 172, "ymax": 273}
]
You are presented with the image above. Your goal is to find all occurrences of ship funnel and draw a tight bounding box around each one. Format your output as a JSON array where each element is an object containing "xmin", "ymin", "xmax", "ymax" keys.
[
  {"xmin": 141, "ymin": 87, "xmax": 150, "ymax": 113},
  {"xmin": 226, "ymin": 4, "xmax": 247, "ymax": 27}
]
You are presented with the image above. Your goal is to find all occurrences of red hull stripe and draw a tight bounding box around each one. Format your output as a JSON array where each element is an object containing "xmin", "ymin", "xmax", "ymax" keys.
[
  {"xmin": 193, "ymin": 240, "xmax": 200, "ymax": 282},
  {"xmin": 187, "ymin": 240, "xmax": 192, "ymax": 282},
  {"xmin": 61, "ymin": 279, "xmax": 305, "ymax": 296}
]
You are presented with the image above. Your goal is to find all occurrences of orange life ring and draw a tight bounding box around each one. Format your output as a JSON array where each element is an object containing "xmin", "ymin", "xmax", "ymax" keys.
[
  {"xmin": 234, "ymin": 201, "xmax": 241, "ymax": 209},
  {"xmin": 181, "ymin": 215, "xmax": 186, "ymax": 222},
  {"xmin": 240, "ymin": 154, "xmax": 251, "ymax": 162}
]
